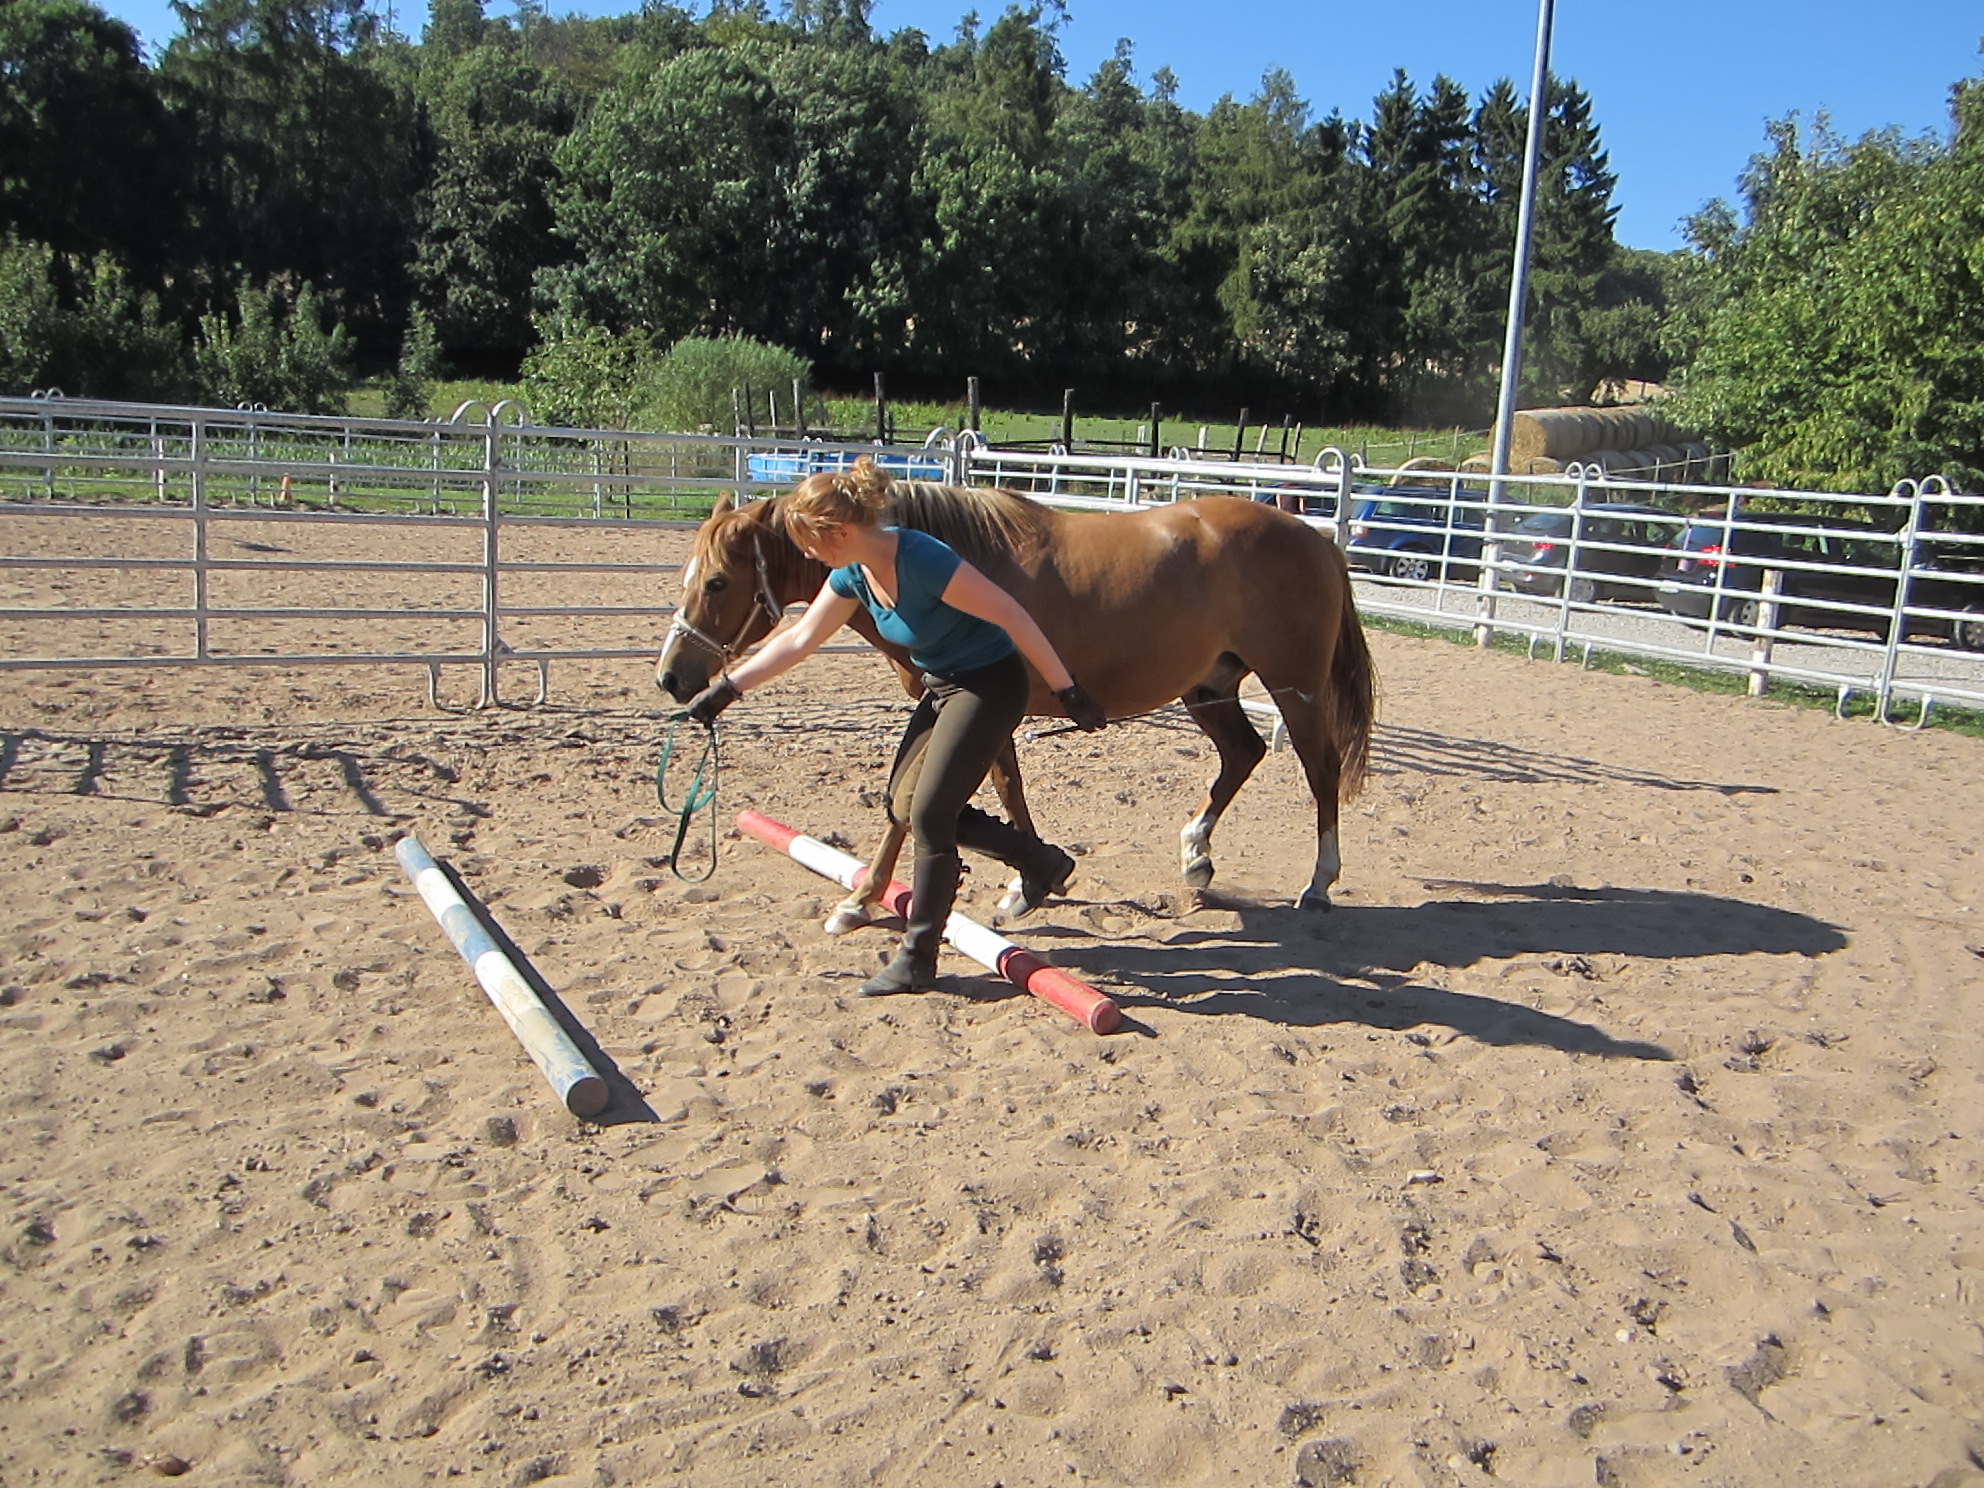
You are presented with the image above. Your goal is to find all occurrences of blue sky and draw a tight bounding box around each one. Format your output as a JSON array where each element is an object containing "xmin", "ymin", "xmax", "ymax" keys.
[{"xmin": 103, "ymin": 0, "xmax": 1984, "ymax": 251}]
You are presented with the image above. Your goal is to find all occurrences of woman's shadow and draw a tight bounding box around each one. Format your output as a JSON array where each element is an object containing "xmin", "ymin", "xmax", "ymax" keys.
[{"xmin": 1021, "ymin": 880, "xmax": 1846, "ymax": 1059}]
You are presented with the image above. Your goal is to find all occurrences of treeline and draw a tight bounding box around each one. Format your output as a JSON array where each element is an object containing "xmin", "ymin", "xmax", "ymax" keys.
[
  {"xmin": 1664, "ymin": 85, "xmax": 1984, "ymax": 494},
  {"xmin": 0, "ymin": 0, "xmax": 1673, "ymax": 424}
]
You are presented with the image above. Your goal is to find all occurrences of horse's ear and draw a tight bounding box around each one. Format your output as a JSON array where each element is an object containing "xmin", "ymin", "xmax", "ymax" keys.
[{"xmin": 711, "ymin": 491, "xmax": 735, "ymax": 518}]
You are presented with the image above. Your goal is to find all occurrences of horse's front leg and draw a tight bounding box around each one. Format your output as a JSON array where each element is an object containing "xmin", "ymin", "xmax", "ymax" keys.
[{"xmin": 824, "ymin": 817, "xmax": 908, "ymax": 936}]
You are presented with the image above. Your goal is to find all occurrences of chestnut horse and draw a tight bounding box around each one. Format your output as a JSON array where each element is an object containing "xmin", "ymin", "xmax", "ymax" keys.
[{"xmin": 655, "ymin": 481, "xmax": 1375, "ymax": 922}]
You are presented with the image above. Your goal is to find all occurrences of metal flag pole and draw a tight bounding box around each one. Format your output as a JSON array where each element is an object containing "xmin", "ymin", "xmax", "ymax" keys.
[{"xmin": 1477, "ymin": 0, "xmax": 1557, "ymax": 647}]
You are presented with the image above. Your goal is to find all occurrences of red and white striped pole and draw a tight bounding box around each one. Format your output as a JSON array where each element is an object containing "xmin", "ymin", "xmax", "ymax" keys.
[{"xmin": 737, "ymin": 810, "xmax": 1121, "ymax": 1035}]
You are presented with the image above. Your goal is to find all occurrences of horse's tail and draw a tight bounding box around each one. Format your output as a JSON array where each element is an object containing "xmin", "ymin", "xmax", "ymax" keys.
[{"xmin": 1327, "ymin": 554, "xmax": 1376, "ymax": 802}]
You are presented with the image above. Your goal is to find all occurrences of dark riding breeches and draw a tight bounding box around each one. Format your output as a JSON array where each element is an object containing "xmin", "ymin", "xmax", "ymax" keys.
[{"xmin": 885, "ymin": 651, "xmax": 1030, "ymax": 857}]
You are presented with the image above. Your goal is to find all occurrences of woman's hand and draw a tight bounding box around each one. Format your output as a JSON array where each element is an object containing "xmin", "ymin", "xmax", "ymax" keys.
[
  {"xmin": 1056, "ymin": 681, "xmax": 1107, "ymax": 732},
  {"xmin": 684, "ymin": 676, "xmax": 741, "ymax": 725}
]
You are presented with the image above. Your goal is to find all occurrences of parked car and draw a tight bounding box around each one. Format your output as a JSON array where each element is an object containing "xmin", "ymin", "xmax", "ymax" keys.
[
  {"xmin": 1343, "ymin": 484, "xmax": 1486, "ymax": 583},
  {"xmin": 1654, "ymin": 508, "xmax": 1984, "ymax": 648},
  {"xmin": 1499, "ymin": 502, "xmax": 1678, "ymax": 603}
]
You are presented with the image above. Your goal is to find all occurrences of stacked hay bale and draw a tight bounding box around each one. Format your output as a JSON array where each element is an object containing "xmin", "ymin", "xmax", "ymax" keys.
[{"xmin": 1458, "ymin": 407, "xmax": 1725, "ymax": 483}]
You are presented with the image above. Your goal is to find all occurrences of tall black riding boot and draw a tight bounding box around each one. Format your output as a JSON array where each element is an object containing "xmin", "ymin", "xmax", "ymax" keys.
[
  {"xmin": 858, "ymin": 851, "xmax": 960, "ymax": 997},
  {"xmin": 956, "ymin": 805, "xmax": 1076, "ymax": 919}
]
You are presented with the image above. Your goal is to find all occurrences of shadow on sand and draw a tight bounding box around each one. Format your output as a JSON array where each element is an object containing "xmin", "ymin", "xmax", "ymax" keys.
[{"xmin": 985, "ymin": 881, "xmax": 1845, "ymax": 1059}]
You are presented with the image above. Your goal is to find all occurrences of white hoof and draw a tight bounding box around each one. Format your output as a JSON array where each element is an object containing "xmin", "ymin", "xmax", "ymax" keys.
[
  {"xmin": 823, "ymin": 899, "xmax": 879, "ymax": 936},
  {"xmin": 992, "ymin": 875, "xmax": 1026, "ymax": 925}
]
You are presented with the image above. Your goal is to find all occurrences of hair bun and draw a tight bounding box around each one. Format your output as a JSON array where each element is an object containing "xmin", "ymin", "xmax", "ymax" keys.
[{"xmin": 846, "ymin": 455, "xmax": 893, "ymax": 511}]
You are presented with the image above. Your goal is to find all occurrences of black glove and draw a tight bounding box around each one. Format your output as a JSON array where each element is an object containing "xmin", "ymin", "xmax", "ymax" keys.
[
  {"xmin": 1055, "ymin": 680, "xmax": 1107, "ymax": 733},
  {"xmin": 684, "ymin": 676, "xmax": 741, "ymax": 726}
]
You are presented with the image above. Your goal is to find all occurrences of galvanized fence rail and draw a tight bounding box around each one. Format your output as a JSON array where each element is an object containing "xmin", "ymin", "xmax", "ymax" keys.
[
  {"xmin": 0, "ymin": 394, "xmax": 969, "ymax": 706},
  {"xmin": 4, "ymin": 394, "xmax": 1981, "ymax": 724}
]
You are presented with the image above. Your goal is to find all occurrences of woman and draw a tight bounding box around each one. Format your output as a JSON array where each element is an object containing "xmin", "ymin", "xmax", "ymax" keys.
[{"xmin": 682, "ymin": 458, "xmax": 1107, "ymax": 997}]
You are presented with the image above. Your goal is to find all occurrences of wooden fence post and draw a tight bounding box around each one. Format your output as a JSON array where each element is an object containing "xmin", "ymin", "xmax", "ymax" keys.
[
  {"xmin": 967, "ymin": 377, "xmax": 981, "ymax": 433},
  {"xmin": 1148, "ymin": 401, "xmax": 1161, "ymax": 458},
  {"xmin": 1061, "ymin": 388, "xmax": 1074, "ymax": 451},
  {"xmin": 874, "ymin": 373, "xmax": 887, "ymax": 443},
  {"xmin": 1232, "ymin": 407, "xmax": 1249, "ymax": 461}
]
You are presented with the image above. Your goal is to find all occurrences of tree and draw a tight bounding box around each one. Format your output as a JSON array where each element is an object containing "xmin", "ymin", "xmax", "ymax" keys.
[
  {"xmin": 159, "ymin": 0, "xmax": 429, "ymax": 347},
  {"xmin": 0, "ymin": 0, "xmax": 173, "ymax": 276},
  {"xmin": 410, "ymin": 40, "xmax": 576, "ymax": 366},
  {"xmin": 0, "ymin": 235, "xmax": 191, "ymax": 399},
  {"xmin": 1472, "ymin": 74, "xmax": 1621, "ymax": 405},
  {"xmin": 543, "ymin": 34, "xmax": 924, "ymax": 375},
  {"xmin": 1663, "ymin": 104, "xmax": 1977, "ymax": 492}
]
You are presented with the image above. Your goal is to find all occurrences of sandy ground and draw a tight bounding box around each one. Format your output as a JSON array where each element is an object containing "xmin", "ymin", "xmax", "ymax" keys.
[{"xmin": 3, "ymin": 518, "xmax": 1984, "ymax": 1487}]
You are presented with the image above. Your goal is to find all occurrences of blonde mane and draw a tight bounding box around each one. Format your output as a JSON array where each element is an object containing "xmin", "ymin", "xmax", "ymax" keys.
[
  {"xmin": 883, "ymin": 481, "xmax": 1052, "ymax": 569},
  {"xmin": 689, "ymin": 484, "xmax": 1053, "ymax": 584}
]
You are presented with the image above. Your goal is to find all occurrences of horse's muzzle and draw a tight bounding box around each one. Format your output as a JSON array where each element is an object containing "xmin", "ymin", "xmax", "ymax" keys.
[{"xmin": 655, "ymin": 645, "xmax": 707, "ymax": 702}]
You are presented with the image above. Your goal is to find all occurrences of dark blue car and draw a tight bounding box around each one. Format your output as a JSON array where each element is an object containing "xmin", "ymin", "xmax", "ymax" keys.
[{"xmin": 1342, "ymin": 485, "xmax": 1486, "ymax": 583}]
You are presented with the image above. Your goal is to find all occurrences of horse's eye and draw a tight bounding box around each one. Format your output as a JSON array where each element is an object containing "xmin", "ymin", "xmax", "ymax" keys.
[{"xmin": 704, "ymin": 574, "xmax": 728, "ymax": 593}]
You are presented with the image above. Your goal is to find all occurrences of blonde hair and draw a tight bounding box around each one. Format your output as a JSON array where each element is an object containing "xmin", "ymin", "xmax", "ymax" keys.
[{"xmin": 783, "ymin": 456, "xmax": 892, "ymax": 543}]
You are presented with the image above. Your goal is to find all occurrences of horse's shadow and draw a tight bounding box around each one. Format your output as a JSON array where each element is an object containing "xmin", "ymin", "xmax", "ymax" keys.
[{"xmin": 987, "ymin": 881, "xmax": 1846, "ymax": 1059}]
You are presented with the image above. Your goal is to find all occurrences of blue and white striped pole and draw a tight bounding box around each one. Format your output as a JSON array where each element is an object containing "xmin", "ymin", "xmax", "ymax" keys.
[{"xmin": 395, "ymin": 833, "xmax": 609, "ymax": 1117}]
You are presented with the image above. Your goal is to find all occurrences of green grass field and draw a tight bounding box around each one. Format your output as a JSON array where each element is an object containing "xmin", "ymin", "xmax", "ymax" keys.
[{"xmin": 345, "ymin": 378, "xmax": 1490, "ymax": 470}]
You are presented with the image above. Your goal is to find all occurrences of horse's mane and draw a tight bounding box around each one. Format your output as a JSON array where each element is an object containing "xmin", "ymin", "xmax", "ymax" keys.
[
  {"xmin": 884, "ymin": 481, "xmax": 1052, "ymax": 569},
  {"xmin": 690, "ymin": 483, "xmax": 1052, "ymax": 577}
]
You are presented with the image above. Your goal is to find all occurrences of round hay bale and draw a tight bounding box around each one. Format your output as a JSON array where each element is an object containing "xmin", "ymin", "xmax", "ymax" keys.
[
  {"xmin": 1459, "ymin": 454, "xmax": 1494, "ymax": 474},
  {"xmin": 1392, "ymin": 455, "xmax": 1455, "ymax": 478},
  {"xmin": 1508, "ymin": 408, "xmax": 1606, "ymax": 462},
  {"xmin": 1581, "ymin": 411, "xmax": 1617, "ymax": 457}
]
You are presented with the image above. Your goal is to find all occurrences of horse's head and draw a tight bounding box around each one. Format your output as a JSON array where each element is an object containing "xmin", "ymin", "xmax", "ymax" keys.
[{"xmin": 656, "ymin": 493, "xmax": 795, "ymax": 701}]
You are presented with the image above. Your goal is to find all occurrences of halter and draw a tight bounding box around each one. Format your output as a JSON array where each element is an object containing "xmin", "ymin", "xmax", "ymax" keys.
[{"xmin": 666, "ymin": 535, "xmax": 786, "ymax": 667}]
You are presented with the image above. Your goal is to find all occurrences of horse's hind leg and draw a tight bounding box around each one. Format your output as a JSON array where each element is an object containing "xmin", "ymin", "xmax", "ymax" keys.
[
  {"xmin": 1266, "ymin": 687, "xmax": 1345, "ymax": 910},
  {"xmin": 1178, "ymin": 667, "xmax": 1268, "ymax": 890}
]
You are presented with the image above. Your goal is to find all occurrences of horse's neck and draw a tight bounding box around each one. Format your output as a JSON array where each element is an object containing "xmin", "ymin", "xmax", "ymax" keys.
[{"xmin": 758, "ymin": 512, "xmax": 828, "ymax": 603}]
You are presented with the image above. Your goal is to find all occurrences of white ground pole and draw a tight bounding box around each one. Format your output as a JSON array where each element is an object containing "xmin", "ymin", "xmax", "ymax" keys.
[{"xmin": 395, "ymin": 833, "xmax": 610, "ymax": 1117}]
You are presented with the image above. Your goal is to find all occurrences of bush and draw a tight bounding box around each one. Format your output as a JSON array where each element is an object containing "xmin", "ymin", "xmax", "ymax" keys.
[
  {"xmin": 519, "ymin": 318, "xmax": 644, "ymax": 429},
  {"xmin": 194, "ymin": 283, "xmax": 353, "ymax": 414},
  {"xmin": 641, "ymin": 334, "xmax": 811, "ymax": 434},
  {"xmin": 0, "ymin": 235, "xmax": 190, "ymax": 400},
  {"xmin": 383, "ymin": 308, "xmax": 444, "ymax": 421},
  {"xmin": 0, "ymin": 235, "xmax": 59, "ymax": 392}
]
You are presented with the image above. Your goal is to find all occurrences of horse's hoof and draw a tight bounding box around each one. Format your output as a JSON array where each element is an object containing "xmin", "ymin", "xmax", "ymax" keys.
[
  {"xmin": 1183, "ymin": 858, "xmax": 1214, "ymax": 890},
  {"xmin": 1295, "ymin": 889, "xmax": 1333, "ymax": 912},
  {"xmin": 823, "ymin": 905, "xmax": 873, "ymax": 936},
  {"xmin": 994, "ymin": 850, "xmax": 1076, "ymax": 925}
]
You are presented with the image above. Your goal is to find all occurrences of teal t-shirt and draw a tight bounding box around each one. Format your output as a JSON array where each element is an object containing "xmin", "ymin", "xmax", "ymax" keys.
[{"xmin": 828, "ymin": 528, "xmax": 1017, "ymax": 676}]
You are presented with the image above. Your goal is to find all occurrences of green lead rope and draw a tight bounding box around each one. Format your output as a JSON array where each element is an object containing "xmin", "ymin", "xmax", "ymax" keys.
[{"xmin": 655, "ymin": 716, "xmax": 721, "ymax": 881}]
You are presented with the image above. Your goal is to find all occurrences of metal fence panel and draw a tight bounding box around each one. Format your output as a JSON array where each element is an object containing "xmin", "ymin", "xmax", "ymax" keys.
[{"xmin": 4, "ymin": 394, "xmax": 1980, "ymax": 722}]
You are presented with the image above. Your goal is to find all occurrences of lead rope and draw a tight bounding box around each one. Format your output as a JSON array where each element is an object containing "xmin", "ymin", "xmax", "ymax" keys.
[
  {"xmin": 1024, "ymin": 681, "xmax": 1317, "ymax": 740},
  {"xmin": 655, "ymin": 717, "xmax": 721, "ymax": 881}
]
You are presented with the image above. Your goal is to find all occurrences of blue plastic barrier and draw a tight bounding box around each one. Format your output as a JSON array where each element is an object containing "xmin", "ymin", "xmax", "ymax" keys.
[{"xmin": 747, "ymin": 449, "xmax": 950, "ymax": 484}]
